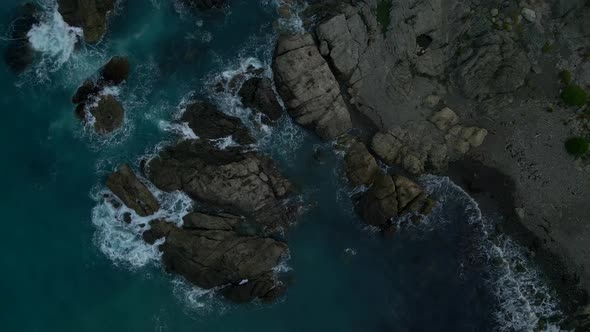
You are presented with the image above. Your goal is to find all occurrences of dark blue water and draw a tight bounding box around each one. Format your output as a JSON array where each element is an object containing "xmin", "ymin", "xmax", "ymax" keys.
[{"xmin": 0, "ymin": 1, "xmax": 562, "ymax": 331}]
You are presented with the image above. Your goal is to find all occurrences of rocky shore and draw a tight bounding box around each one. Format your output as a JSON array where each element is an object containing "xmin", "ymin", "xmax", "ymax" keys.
[{"xmin": 279, "ymin": 0, "xmax": 590, "ymax": 326}]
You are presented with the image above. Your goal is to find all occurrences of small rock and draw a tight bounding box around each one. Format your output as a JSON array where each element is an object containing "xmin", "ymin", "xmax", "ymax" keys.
[
  {"xmin": 429, "ymin": 107, "xmax": 460, "ymax": 131},
  {"xmin": 521, "ymin": 8, "xmax": 536, "ymax": 22},
  {"xmin": 515, "ymin": 207, "xmax": 525, "ymax": 220},
  {"xmin": 424, "ymin": 95, "xmax": 441, "ymax": 109},
  {"xmin": 491, "ymin": 8, "xmax": 499, "ymax": 17}
]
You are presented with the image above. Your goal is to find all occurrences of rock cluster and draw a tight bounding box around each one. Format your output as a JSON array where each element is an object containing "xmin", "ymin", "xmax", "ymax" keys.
[
  {"xmin": 143, "ymin": 212, "xmax": 287, "ymax": 303},
  {"xmin": 339, "ymin": 136, "xmax": 436, "ymax": 232},
  {"xmin": 371, "ymin": 107, "xmax": 487, "ymax": 175},
  {"xmin": 273, "ymin": 34, "xmax": 351, "ymax": 139},
  {"xmin": 72, "ymin": 56, "xmax": 130, "ymax": 133},
  {"xmin": 105, "ymin": 102, "xmax": 294, "ymax": 302},
  {"xmin": 57, "ymin": 0, "xmax": 117, "ymax": 43},
  {"xmin": 238, "ymin": 77, "xmax": 284, "ymax": 124}
]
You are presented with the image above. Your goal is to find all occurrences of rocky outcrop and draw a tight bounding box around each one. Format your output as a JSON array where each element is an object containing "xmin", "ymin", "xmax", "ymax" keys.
[
  {"xmin": 72, "ymin": 56, "xmax": 129, "ymax": 133},
  {"xmin": 273, "ymin": 33, "xmax": 351, "ymax": 139},
  {"xmin": 3, "ymin": 3, "xmax": 39, "ymax": 73},
  {"xmin": 338, "ymin": 137, "xmax": 436, "ymax": 230},
  {"xmin": 143, "ymin": 212, "xmax": 287, "ymax": 303},
  {"xmin": 146, "ymin": 140, "xmax": 294, "ymax": 231},
  {"xmin": 106, "ymin": 164, "xmax": 160, "ymax": 216},
  {"xmin": 180, "ymin": 101, "xmax": 255, "ymax": 145},
  {"xmin": 238, "ymin": 77, "xmax": 283, "ymax": 123},
  {"xmin": 371, "ymin": 107, "xmax": 487, "ymax": 175},
  {"xmin": 57, "ymin": 0, "xmax": 117, "ymax": 43}
]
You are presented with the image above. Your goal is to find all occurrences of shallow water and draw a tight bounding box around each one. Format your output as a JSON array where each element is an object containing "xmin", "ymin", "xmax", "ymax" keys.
[{"xmin": 0, "ymin": 1, "xmax": 563, "ymax": 331}]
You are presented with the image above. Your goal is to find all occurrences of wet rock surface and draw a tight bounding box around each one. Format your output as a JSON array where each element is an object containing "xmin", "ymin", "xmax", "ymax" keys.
[
  {"xmin": 57, "ymin": 0, "xmax": 117, "ymax": 43},
  {"xmin": 143, "ymin": 212, "xmax": 287, "ymax": 303},
  {"xmin": 180, "ymin": 100, "xmax": 255, "ymax": 145},
  {"xmin": 71, "ymin": 56, "xmax": 129, "ymax": 133},
  {"xmin": 238, "ymin": 77, "xmax": 284, "ymax": 123},
  {"xmin": 106, "ymin": 164, "xmax": 160, "ymax": 216}
]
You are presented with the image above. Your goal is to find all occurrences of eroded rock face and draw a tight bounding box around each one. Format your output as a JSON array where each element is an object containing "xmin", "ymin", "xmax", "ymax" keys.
[
  {"xmin": 106, "ymin": 164, "xmax": 160, "ymax": 216},
  {"xmin": 238, "ymin": 77, "xmax": 283, "ymax": 123},
  {"xmin": 3, "ymin": 3, "xmax": 39, "ymax": 73},
  {"xmin": 57, "ymin": 0, "xmax": 117, "ymax": 43},
  {"xmin": 273, "ymin": 34, "xmax": 351, "ymax": 139},
  {"xmin": 71, "ymin": 56, "xmax": 129, "ymax": 133},
  {"xmin": 181, "ymin": 101, "xmax": 255, "ymax": 145},
  {"xmin": 146, "ymin": 140, "xmax": 294, "ymax": 230},
  {"xmin": 339, "ymin": 136, "xmax": 379, "ymax": 187},
  {"xmin": 143, "ymin": 212, "xmax": 287, "ymax": 303}
]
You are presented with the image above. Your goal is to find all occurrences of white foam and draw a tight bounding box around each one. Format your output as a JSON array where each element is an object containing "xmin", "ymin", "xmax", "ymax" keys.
[
  {"xmin": 27, "ymin": 3, "xmax": 83, "ymax": 73},
  {"xmin": 271, "ymin": 0, "xmax": 307, "ymax": 33},
  {"xmin": 158, "ymin": 121, "xmax": 199, "ymax": 140},
  {"xmin": 210, "ymin": 136, "xmax": 239, "ymax": 149},
  {"xmin": 417, "ymin": 175, "xmax": 563, "ymax": 331}
]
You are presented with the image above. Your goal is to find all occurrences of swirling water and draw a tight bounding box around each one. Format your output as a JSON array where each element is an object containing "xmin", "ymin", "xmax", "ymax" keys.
[{"xmin": 0, "ymin": 1, "xmax": 563, "ymax": 331}]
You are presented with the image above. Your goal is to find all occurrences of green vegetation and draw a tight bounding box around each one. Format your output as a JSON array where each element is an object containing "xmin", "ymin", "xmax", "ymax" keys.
[
  {"xmin": 561, "ymin": 83, "xmax": 590, "ymax": 106},
  {"xmin": 542, "ymin": 42, "xmax": 553, "ymax": 54},
  {"xmin": 559, "ymin": 70, "xmax": 572, "ymax": 84},
  {"xmin": 376, "ymin": 0, "xmax": 392, "ymax": 34},
  {"xmin": 564, "ymin": 137, "xmax": 589, "ymax": 157}
]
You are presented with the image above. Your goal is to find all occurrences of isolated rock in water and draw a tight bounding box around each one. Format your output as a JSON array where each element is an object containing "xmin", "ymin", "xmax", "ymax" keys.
[
  {"xmin": 3, "ymin": 3, "xmax": 39, "ymax": 72},
  {"xmin": 238, "ymin": 77, "xmax": 283, "ymax": 123},
  {"xmin": 57, "ymin": 0, "xmax": 117, "ymax": 43},
  {"xmin": 100, "ymin": 56, "xmax": 130, "ymax": 85},
  {"xmin": 72, "ymin": 57, "xmax": 129, "ymax": 133},
  {"xmin": 181, "ymin": 101, "xmax": 255, "ymax": 145},
  {"xmin": 106, "ymin": 164, "xmax": 160, "ymax": 216},
  {"xmin": 273, "ymin": 34, "xmax": 351, "ymax": 139},
  {"xmin": 142, "ymin": 212, "xmax": 287, "ymax": 302},
  {"xmin": 147, "ymin": 140, "xmax": 294, "ymax": 230},
  {"xmin": 339, "ymin": 137, "xmax": 379, "ymax": 187},
  {"xmin": 87, "ymin": 95, "xmax": 125, "ymax": 133}
]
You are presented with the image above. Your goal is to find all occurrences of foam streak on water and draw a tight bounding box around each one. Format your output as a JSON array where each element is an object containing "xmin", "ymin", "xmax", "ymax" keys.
[
  {"xmin": 419, "ymin": 175, "xmax": 563, "ymax": 332},
  {"xmin": 27, "ymin": 1, "xmax": 83, "ymax": 74}
]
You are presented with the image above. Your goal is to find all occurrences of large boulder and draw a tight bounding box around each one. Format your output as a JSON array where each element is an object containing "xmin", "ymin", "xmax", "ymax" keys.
[
  {"xmin": 180, "ymin": 101, "xmax": 255, "ymax": 145},
  {"xmin": 338, "ymin": 136, "xmax": 379, "ymax": 187},
  {"xmin": 146, "ymin": 140, "xmax": 294, "ymax": 230},
  {"xmin": 3, "ymin": 3, "xmax": 39, "ymax": 72},
  {"xmin": 86, "ymin": 95, "xmax": 125, "ymax": 133},
  {"xmin": 106, "ymin": 164, "xmax": 160, "ymax": 216},
  {"xmin": 143, "ymin": 212, "xmax": 287, "ymax": 303},
  {"xmin": 273, "ymin": 34, "xmax": 351, "ymax": 139},
  {"xmin": 359, "ymin": 174, "xmax": 436, "ymax": 228},
  {"xmin": 57, "ymin": 0, "xmax": 117, "ymax": 43},
  {"xmin": 238, "ymin": 77, "xmax": 283, "ymax": 123}
]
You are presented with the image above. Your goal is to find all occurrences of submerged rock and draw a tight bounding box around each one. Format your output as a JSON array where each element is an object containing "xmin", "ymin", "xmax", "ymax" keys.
[
  {"xmin": 273, "ymin": 33, "xmax": 351, "ymax": 139},
  {"xmin": 147, "ymin": 140, "xmax": 294, "ymax": 231},
  {"xmin": 143, "ymin": 212, "xmax": 287, "ymax": 303},
  {"xmin": 238, "ymin": 77, "xmax": 283, "ymax": 123},
  {"xmin": 106, "ymin": 164, "xmax": 160, "ymax": 216},
  {"xmin": 57, "ymin": 0, "xmax": 117, "ymax": 43},
  {"xmin": 3, "ymin": 3, "xmax": 39, "ymax": 73},
  {"xmin": 180, "ymin": 100, "xmax": 255, "ymax": 145}
]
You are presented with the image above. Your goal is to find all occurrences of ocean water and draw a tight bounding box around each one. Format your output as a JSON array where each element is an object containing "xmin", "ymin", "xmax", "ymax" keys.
[{"xmin": 0, "ymin": 1, "xmax": 563, "ymax": 331}]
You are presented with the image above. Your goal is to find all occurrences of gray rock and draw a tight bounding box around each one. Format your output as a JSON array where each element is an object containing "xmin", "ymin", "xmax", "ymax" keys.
[
  {"xmin": 429, "ymin": 107, "xmax": 459, "ymax": 131},
  {"xmin": 57, "ymin": 0, "xmax": 117, "ymax": 43},
  {"xmin": 106, "ymin": 164, "xmax": 160, "ymax": 216},
  {"xmin": 238, "ymin": 77, "xmax": 283, "ymax": 124},
  {"xmin": 143, "ymin": 212, "xmax": 286, "ymax": 303},
  {"xmin": 273, "ymin": 34, "xmax": 352, "ymax": 139},
  {"xmin": 339, "ymin": 137, "xmax": 379, "ymax": 187},
  {"xmin": 146, "ymin": 140, "xmax": 294, "ymax": 231}
]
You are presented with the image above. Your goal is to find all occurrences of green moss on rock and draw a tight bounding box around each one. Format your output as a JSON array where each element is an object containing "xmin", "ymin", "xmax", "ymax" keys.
[
  {"xmin": 565, "ymin": 137, "xmax": 589, "ymax": 157},
  {"xmin": 561, "ymin": 83, "xmax": 589, "ymax": 107}
]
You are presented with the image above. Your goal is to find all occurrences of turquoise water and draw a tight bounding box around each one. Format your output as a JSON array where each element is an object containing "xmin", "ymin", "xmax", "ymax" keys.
[{"xmin": 0, "ymin": 1, "xmax": 563, "ymax": 331}]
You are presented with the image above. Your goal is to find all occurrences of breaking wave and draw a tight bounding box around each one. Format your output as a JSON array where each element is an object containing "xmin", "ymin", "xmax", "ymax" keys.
[{"xmin": 419, "ymin": 175, "xmax": 563, "ymax": 332}]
